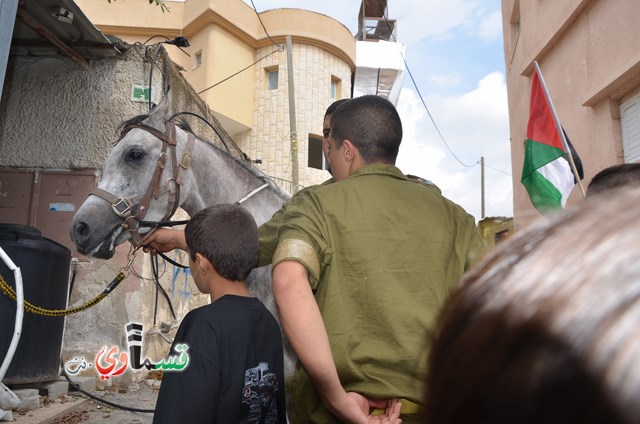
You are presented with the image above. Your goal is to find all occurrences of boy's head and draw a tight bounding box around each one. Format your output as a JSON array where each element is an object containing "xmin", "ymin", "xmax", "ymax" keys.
[{"xmin": 185, "ymin": 204, "xmax": 259, "ymax": 283}]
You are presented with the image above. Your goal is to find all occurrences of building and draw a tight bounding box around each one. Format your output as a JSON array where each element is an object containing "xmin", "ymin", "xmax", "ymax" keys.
[
  {"xmin": 478, "ymin": 216, "xmax": 514, "ymax": 252},
  {"xmin": 501, "ymin": 0, "xmax": 640, "ymax": 229},
  {"xmin": 353, "ymin": 0, "xmax": 405, "ymax": 105},
  {"xmin": 75, "ymin": 0, "xmax": 357, "ymax": 192},
  {"xmin": 0, "ymin": 0, "xmax": 406, "ymax": 392}
]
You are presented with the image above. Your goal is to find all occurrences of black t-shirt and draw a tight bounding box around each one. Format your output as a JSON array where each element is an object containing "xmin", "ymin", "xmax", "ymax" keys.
[{"xmin": 153, "ymin": 295, "xmax": 287, "ymax": 423}]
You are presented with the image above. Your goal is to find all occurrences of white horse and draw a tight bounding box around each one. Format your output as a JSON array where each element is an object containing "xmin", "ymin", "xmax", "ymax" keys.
[{"xmin": 70, "ymin": 93, "xmax": 294, "ymax": 375}]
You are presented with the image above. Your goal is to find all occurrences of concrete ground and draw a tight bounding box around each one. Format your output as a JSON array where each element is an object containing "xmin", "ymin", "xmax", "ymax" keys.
[{"xmin": 8, "ymin": 381, "xmax": 158, "ymax": 424}]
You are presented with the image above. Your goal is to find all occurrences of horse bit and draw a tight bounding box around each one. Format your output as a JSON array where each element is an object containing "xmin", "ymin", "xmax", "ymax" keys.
[
  {"xmin": 89, "ymin": 120, "xmax": 270, "ymax": 250},
  {"xmin": 89, "ymin": 121, "xmax": 194, "ymax": 249}
]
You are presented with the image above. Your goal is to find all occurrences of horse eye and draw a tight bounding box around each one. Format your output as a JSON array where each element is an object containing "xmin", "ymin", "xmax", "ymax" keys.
[{"xmin": 126, "ymin": 149, "xmax": 145, "ymax": 162}]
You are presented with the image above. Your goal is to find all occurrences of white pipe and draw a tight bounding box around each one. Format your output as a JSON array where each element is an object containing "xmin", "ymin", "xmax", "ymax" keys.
[{"xmin": 0, "ymin": 247, "xmax": 24, "ymax": 382}]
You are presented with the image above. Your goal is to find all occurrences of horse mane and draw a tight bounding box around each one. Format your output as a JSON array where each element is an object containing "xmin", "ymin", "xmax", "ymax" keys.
[
  {"xmin": 118, "ymin": 114, "xmax": 149, "ymax": 133},
  {"xmin": 116, "ymin": 114, "xmax": 291, "ymax": 201},
  {"xmin": 196, "ymin": 132, "xmax": 291, "ymax": 201}
]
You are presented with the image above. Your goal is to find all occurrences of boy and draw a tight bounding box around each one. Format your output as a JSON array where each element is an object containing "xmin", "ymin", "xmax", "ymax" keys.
[{"xmin": 153, "ymin": 204, "xmax": 286, "ymax": 423}]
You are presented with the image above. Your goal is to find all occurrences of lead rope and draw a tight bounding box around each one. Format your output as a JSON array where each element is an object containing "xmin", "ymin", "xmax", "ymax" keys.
[{"xmin": 0, "ymin": 249, "xmax": 137, "ymax": 317}]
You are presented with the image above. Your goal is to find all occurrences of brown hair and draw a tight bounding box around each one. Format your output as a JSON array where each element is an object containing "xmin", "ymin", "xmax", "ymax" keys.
[
  {"xmin": 185, "ymin": 204, "xmax": 258, "ymax": 282},
  {"xmin": 425, "ymin": 186, "xmax": 640, "ymax": 423}
]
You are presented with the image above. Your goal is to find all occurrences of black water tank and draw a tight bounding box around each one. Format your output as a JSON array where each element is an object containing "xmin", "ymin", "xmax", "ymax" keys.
[{"xmin": 0, "ymin": 224, "xmax": 71, "ymax": 384}]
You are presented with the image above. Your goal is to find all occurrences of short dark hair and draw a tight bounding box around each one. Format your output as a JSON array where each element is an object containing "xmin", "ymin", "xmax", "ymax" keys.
[
  {"xmin": 587, "ymin": 163, "xmax": 640, "ymax": 197},
  {"xmin": 185, "ymin": 204, "xmax": 258, "ymax": 282},
  {"xmin": 324, "ymin": 99, "xmax": 350, "ymax": 118},
  {"xmin": 330, "ymin": 95, "xmax": 402, "ymax": 163}
]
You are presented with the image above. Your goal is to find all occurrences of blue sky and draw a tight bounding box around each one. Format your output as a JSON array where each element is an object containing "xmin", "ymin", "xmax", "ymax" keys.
[{"xmin": 244, "ymin": 0, "xmax": 512, "ymax": 219}]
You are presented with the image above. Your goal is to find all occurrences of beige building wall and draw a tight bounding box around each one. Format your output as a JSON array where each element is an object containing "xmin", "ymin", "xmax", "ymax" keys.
[
  {"xmin": 240, "ymin": 42, "xmax": 352, "ymax": 190},
  {"xmin": 502, "ymin": 0, "xmax": 640, "ymax": 229},
  {"xmin": 75, "ymin": 0, "xmax": 356, "ymax": 191}
]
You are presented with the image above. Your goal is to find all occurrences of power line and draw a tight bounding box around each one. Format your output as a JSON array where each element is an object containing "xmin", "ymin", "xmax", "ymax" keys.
[
  {"xmin": 403, "ymin": 62, "xmax": 478, "ymax": 168},
  {"xmin": 198, "ymin": 48, "xmax": 281, "ymax": 94},
  {"xmin": 374, "ymin": 0, "xmax": 477, "ymax": 169},
  {"xmin": 249, "ymin": 0, "xmax": 284, "ymax": 51},
  {"xmin": 484, "ymin": 163, "xmax": 512, "ymax": 176},
  {"xmin": 197, "ymin": 1, "xmax": 284, "ymax": 94}
]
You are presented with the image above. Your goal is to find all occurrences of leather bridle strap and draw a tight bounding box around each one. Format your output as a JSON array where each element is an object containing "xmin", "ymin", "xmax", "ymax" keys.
[
  {"xmin": 135, "ymin": 122, "xmax": 174, "ymax": 223},
  {"xmin": 89, "ymin": 186, "xmax": 146, "ymax": 247},
  {"xmin": 89, "ymin": 121, "xmax": 195, "ymax": 248}
]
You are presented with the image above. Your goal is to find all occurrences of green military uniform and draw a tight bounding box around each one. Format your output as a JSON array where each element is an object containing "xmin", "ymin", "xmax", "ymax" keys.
[
  {"xmin": 272, "ymin": 164, "xmax": 484, "ymax": 423},
  {"xmin": 257, "ymin": 179, "xmax": 334, "ymax": 267},
  {"xmin": 257, "ymin": 175, "xmax": 439, "ymax": 267}
]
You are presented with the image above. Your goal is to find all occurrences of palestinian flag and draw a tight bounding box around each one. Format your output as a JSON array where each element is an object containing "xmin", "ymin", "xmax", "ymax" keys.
[{"xmin": 521, "ymin": 69, "xmax": 582, "ymax": 213}]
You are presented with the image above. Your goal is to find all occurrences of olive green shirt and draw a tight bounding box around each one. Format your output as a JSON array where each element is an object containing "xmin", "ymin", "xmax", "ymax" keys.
[
  {"xmin": 257, "ymin": 178, "xmax": 334, "ymax": 267},
  {"xmin": 257, "ymin": 175, "xmax": 440, "ymax": 267},
  {"xmin": 272, "ymin": 164, "xmax": 484, "ymax": 423}
]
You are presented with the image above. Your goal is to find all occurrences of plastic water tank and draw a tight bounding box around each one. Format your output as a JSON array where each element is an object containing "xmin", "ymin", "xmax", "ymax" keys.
[{"xmin": 0, "ymin": 224, "xmax": 71, "ymax": 384}]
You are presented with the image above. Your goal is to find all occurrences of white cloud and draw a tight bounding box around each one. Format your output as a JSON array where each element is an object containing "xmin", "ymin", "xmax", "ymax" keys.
[
  {"xmin": 393, "ymin": 0, "xmax": 480, "ymax": 44},
  {"xmin": 396, "ymin": 72, "xmax": 512, "ymax": 220},
  {"xmin": 247, "ymin": 0, "xmax": 492, "ymax": 45},
  {"xmin": 245, "ymin": 0, "xmax": 513, "ymax": 218},
  {"xmin": 474, "ymin": 10, "xmax": 503, "ymax": 43},
  {"xmin": 426, "ymin": 73, "xmax": 462, "ymax": 87}
]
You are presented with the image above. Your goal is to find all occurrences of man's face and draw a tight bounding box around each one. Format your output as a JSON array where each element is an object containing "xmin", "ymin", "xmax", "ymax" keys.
[
  {"xmin": 327, "ymin": 134, "xmax": 349, "ymax": 182},
  {"xmin": 322, "ymin": 114, "xmax": 332, "ymax": 174}
]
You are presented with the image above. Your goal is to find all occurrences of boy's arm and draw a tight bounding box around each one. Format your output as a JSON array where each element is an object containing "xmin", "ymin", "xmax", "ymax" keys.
[{"xmin": 143, "ymin": 228, "xmax": 187, "ymax": 254}]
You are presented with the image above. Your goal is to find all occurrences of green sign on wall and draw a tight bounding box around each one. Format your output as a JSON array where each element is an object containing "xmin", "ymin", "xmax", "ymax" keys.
[{"xmin": 131, "ymin": 85, "xmax": 150, "ymax": 102}]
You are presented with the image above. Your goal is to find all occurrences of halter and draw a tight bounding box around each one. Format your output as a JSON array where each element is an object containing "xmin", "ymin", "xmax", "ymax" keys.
[
  {"xmin": 89, "ymin": 120, "xmax": 273, "ymax": 249},
  {"xmin": 89, "ymin": 121, "xmax": 195, "ymax": 248}
]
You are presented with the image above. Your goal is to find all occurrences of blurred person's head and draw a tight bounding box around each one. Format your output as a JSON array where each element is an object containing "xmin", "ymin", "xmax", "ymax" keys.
[
  {"xmin": 586, "ymin": 163, "xmax": 640, "ymax": 197},
  {"xmin": 425, "ymin": 186, "xmax": 640, "ymax": 424}
]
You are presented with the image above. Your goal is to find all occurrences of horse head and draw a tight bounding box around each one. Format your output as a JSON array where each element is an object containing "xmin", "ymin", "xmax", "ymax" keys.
[
  {"xmin": 71, "ymin": 91, "xmax": 295, "ymax": 375},
  {"xmin": 70, "ymin": 92, "xmax": 197, "ymax": 259},
  {"xmin": 71, "ymin": 91, "xmax": 290, "ymax": 260}
]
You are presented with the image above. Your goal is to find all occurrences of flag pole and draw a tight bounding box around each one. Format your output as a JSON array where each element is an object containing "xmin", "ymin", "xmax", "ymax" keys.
[{"xmin": 533, "ymin": 61, "xmax": 586, "ymax": 197}]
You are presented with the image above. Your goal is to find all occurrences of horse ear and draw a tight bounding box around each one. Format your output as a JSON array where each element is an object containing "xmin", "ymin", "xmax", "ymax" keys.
[{"xmin": 144, "ymin": 87, "xmax": 173, "ymax": 130}]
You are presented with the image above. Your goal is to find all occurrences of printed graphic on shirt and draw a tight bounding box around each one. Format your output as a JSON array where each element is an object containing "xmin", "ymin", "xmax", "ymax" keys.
[{"xmin": 240, "ymin": 362, "xmax": 280, "ymax": 423}]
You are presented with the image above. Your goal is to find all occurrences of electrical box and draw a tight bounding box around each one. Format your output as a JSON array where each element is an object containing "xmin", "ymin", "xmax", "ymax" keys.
[{"xmin": 0, "ymin": 169, "xmax": 98, "ymax": 257}]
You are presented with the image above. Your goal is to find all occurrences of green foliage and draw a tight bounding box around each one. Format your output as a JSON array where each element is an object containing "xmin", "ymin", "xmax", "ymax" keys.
[{"xmin": 106, "ymin": 0, "xmax": 170, "ymax": 13}]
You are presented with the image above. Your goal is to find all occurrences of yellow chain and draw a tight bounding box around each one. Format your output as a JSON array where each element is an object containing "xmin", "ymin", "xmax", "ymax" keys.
[{"xmin": 0, "ymin": 272, "xmax": 126, "ymax": 317}]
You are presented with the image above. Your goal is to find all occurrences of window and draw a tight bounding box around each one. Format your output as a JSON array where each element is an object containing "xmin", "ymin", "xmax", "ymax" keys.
[
  {"xmin": 194, "ymin": 50, "xmax": 202, "ymax": 69},
  {"xmin": 308, "ymin": 135, "xmax": 326, "ymax": 170},
  {"xmin": 620, "ymin": 93, "xmax": 640, "ymax": 162},
  {"xmin": 330, "ymin": 76, "xmax": 341, "ymax": 99},
  {"xmin": 265, "ymin": 66, "xmax": 279, "ymax": 90}
]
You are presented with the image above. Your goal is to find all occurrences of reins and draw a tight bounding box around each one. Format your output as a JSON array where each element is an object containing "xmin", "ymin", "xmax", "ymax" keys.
[
  {"xmin": 89, "ymin": 117, "xmax": 275, "ymax": 254},
  {"xmin": 89, "ymin": 120, "xmax": 195, "ymax": 248}
]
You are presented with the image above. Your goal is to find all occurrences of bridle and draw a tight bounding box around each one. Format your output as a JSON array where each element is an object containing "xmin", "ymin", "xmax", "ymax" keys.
[
  {"xmin": 89, "ymin": 119, "xmax": 272, "ymax": 250},
  {"xmin": 89, "ymin": 120, "xmax": 195, "ymax": 248}
]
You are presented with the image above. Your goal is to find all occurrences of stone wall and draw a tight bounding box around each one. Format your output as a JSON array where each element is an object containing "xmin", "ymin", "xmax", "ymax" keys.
[
  {"xmin": 236, "ymin": 42, "xmax": 352, "ymax": 192},
  {"xmin": 0, "ymin": 44, "xmax": 226, "ymax": 387}
]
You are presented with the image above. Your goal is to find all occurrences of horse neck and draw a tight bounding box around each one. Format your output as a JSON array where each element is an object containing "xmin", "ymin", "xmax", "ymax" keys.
[{"xmin": 180, "ymin": 139, "xmax": 289, "ymax": 225}]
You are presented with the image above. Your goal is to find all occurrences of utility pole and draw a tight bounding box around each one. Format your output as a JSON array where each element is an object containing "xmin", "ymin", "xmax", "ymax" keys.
[
  {"xmin": 481, "ymin": 156, "xmax": 486, "ymax": 218},
  {"xmin": 285, "ymin": 35, "xmax": 299, "ymax": 193}
]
